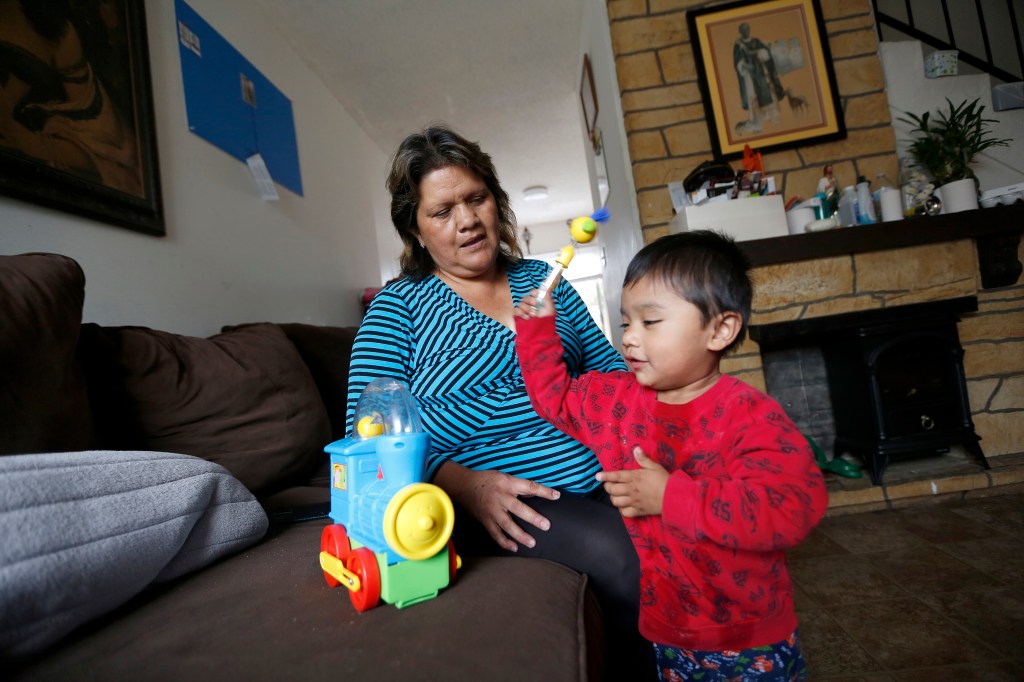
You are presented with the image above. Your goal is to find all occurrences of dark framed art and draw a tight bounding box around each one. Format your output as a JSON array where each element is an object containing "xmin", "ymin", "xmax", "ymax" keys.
[
  {"xmin": 687, "ymin": 0, "xmax": 845, "ymax": 160},
  {"xmin": 0, "ymin": 1, "xmax": 164, "ymax": 235}
]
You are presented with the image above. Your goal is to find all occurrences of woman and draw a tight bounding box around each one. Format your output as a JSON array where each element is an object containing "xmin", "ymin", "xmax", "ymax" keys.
[{"xmin": 346, "ymin": 124, "xmax": 650, "ymax": 678}]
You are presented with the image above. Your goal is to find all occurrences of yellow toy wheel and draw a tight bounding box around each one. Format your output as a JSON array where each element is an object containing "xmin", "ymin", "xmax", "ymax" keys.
[{"xmin": 382, "ymin": 483, "xmax": 455, "ymax": 561}]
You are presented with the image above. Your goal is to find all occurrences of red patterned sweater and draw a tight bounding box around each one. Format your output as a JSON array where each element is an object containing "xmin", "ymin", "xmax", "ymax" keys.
[{"xmin": 516, "ymin": 316, "xmax": 829, "ymax": 650}]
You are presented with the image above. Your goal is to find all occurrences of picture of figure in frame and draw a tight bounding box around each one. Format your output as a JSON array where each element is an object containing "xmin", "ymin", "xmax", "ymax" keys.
[
  {"xmin": 731, "ymin": 19, "xmax": 811, "ymax": 135},
  {"xmin": 689, "ymin": 0, "xmax": 844, "ymax": 159}
]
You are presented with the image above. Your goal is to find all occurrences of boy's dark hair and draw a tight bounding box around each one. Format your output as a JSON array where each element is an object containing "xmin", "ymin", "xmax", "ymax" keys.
[{"xmin": 623, "ymin": 230, "xmax": 753, "ymax": 353}]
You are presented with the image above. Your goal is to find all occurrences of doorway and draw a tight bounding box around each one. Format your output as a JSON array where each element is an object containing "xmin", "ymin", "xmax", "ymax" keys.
[{"xmin": 533, "ymin": 244, "xmax": 613, "ymax": 342}]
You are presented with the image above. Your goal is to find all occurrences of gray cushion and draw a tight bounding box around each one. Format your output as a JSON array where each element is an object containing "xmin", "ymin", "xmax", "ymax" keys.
[{"xmin": 0, "ymin": 451, "xmax": 268, "ymax": 659}]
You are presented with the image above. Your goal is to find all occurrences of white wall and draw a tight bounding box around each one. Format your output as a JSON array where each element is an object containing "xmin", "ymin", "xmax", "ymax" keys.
[
  {"xmin": 581, "ymin": 0, "xmax": 645, "ymax": 349},
  {"xmin": 1, "ymin": 0, "xmax": 391, "ymax": 337},
  {"xmin": 880, "ymin": 41, "xmax": 1024, "ymax": 193}
]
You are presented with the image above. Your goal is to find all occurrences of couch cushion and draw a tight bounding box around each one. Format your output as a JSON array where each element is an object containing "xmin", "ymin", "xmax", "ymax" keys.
[
  {"xmin": 0, "ymin": 253, "xmax": 97, "ymax": 455},
  {"xmin": 80, "ymin": 323, "xmax": 331, "ymax": 495},
  {"xmin": 9, "ymin": 521, "xmax": 603, "ymax": 681},
  {"xmin": 225, "ymin": 323, "xmax": 357, "ymax": 441}
]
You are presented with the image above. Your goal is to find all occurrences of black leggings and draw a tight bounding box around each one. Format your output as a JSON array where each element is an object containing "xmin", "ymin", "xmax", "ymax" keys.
[{"xmin": 453, "ymin": 489, "xmax": 655, "ymax": 680}]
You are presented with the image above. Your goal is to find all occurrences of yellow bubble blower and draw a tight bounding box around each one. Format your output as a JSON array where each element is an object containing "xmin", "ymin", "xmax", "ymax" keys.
[{"xmin": 533, "ymin": 207, "xmax": 609, "ymax": 311}]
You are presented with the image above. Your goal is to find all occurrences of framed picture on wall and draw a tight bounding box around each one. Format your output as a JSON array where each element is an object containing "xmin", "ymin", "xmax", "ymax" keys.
[
  {"xmin": 687, "ymin": 0, "xmax": 845, "ymax": 160},
  {"xmin": 0, "ymin": 1, "xmax": 164, "ymax": 236},
  {"xmin": 580, "ymin": 54, "xmax": 599, "ymax": 151}
]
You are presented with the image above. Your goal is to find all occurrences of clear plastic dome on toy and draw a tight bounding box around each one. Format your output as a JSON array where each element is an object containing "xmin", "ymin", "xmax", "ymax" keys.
[{"xmin": 352, "ymin": 378, "xmax": 424, "ymax": 438}]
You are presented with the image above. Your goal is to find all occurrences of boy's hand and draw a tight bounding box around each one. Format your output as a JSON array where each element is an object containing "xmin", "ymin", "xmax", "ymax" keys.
[
  {"xmin": 515, "ymin": 291, "xmax": 555, "ymax": 319},
  {"xmin": 596, "ymin": 447, "xmax": 669, "ymax": 518}
]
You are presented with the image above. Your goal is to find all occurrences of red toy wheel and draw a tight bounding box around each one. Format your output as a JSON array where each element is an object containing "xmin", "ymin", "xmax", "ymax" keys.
[
  {"xmin": 447, "ymin": 539, "xmax": 459, "ymax": 583},
  {"xmin": 320, "ymin": 524, "xmax": 351, "ymax": 587},
  {"xmin": 346, "ymin": 547, "xmax": 381, "ymax": 612}
]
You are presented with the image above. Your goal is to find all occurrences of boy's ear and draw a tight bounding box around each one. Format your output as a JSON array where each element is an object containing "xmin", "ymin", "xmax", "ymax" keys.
[{"xmin": 708, "ymin": 312, "xmax": 742, "ymax": 351}]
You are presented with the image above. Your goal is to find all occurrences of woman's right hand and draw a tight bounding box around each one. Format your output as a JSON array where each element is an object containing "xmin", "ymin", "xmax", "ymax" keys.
[{"xmin": 435, "ymin": 461, "xmax": 560, "ymax": 552}]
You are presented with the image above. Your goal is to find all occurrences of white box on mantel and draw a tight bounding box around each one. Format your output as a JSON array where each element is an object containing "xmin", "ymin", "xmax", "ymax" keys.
[{"xmin": 668, "ymin": 195, "xmax": 789, "ymax": 242}]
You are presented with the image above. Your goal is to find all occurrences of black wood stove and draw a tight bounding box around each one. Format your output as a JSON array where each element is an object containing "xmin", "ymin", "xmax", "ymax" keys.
[{"xmin": 750, "ymin": 297, "xmax": 988, "ymax": 485}]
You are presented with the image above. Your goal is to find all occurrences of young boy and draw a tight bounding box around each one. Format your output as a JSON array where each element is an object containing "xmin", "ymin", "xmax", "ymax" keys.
[{"xmin": 514, "ymin": 230, "xmax": 828, "ymax": 681}]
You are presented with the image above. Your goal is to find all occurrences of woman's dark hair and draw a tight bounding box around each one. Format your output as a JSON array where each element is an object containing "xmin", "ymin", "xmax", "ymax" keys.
[
  {"xmin": 386, "ymin": 123, "xmax": 521, "ymax": 278},
  {"xmin": 623, "ymin": 230, "xmax": 753, "ymax": 353}
]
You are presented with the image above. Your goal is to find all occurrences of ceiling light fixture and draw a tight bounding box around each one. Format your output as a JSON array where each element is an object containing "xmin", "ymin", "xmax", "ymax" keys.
[{"xmin": 522, "ymin": 185, "xmax": 549, "ymax": 202}]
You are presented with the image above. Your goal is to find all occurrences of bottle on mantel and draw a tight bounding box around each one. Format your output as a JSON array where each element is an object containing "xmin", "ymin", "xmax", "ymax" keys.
[
  {"xmin": 838, "ymin": 186, "xmax": 859, "ymax": 227},
  {"xmin": 856, "ymin": 175, "xmax": 877, "ymax": 224}
]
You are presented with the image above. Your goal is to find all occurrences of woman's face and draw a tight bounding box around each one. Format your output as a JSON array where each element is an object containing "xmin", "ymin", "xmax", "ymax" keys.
[{"xmin": 415, "ymin": 165, "xmax": 501, "ymax": 280}]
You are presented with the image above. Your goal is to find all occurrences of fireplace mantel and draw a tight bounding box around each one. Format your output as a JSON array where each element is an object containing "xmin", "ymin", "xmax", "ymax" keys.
[
  {"xmin": 748, "ymin": 296, "xmax": 978, "ymax": 346},
  {"xmin": 738, "ymin": 202, "xmax": 1024, "ymax": 289}
]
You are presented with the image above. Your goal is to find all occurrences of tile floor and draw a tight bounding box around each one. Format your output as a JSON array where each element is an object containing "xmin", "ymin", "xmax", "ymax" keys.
[{"xmin": 790, "ymin": 489, "xmax": 1024, "ymax": 680}]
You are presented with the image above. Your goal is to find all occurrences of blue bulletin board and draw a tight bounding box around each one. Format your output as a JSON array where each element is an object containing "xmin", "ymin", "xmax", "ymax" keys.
[{"xmin": 174, "ymin": 0, "xmax": 303, "ymax": 196}]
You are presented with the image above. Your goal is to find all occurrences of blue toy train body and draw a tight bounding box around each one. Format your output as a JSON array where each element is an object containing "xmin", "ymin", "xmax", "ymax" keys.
[
  {"xmin": 318, "ymin": 379, "xmax": 458, "ymax": 611},
  {"xmin": 325, "ymin": 429, "xmax": 430, "ymax": 565}
]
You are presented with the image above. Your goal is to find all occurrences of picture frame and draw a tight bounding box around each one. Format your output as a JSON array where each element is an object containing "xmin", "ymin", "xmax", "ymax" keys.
[
  {"xmin": 687, "ymin": 0, "xmax": 845, "ymax": 160},
  {"xmin": 0, "ymin": 1, "xmax": 164, "ymax": 236},
  {"xmin": 579, "ymin": 55, "xmax": 599, "ymax": 151}
]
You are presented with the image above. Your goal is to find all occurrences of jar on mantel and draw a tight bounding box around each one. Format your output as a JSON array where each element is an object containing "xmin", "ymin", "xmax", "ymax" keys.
[{"xmin": 874, "ymin": 173, "xmax": 903, "ymax": 222}]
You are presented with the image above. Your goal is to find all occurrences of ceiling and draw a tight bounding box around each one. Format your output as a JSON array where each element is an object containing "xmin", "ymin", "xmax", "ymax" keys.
[{"xmin": 252, "ymin": 0, "xmax": 595, "ymax": 228}]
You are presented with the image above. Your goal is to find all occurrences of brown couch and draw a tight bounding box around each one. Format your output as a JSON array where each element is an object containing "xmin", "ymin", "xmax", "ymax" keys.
[{"xmin": 1, "ymin": 253, "xmax": 603, "ymax": 681}]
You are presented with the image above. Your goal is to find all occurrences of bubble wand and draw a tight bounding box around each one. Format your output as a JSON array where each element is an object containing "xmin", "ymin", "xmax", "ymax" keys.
[{"xmin": 533, "ymin": 207, "xmax": 609, "ymax": 311}]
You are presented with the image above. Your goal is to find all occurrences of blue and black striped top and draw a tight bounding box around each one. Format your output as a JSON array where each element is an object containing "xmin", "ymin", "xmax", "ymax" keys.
[{"xmin": 345, "ymin": 258, "xmax": 626, "ymax": 494}]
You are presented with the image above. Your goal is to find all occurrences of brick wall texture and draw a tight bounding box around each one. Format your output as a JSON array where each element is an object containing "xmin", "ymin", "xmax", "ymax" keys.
[
  {"xmin": 606, "ymin": 0, "xmax": 1022, "ymax": 460},
  {"xmin": 608, "ymin": 0, "xmax": 899, "ymax": 241}
]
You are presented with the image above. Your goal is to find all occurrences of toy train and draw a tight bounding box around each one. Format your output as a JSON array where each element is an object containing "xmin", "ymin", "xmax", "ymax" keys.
[{"xmin": 318, "ymin": 378, "xmax": 459, "ymax": 612}]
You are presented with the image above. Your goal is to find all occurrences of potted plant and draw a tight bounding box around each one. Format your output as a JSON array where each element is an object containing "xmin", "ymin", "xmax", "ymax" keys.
[{"xmin": 898, "ymin": 97, "xmax": 1011, "ymax": 212}]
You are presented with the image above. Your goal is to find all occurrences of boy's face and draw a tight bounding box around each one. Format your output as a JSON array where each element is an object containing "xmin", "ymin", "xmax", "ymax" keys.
[{"xmin": 620, "ymin": 275, "xmax": 728, "ymax": 404}]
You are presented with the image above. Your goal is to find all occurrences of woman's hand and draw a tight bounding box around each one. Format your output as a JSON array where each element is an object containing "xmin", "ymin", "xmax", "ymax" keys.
[
  {"xmin": 436, "ymin": 461, "xmax": 560, "ymax": 552},
  {"xmin": 514, "ymin": 291, "xmax": 554, "ymax": 320}
]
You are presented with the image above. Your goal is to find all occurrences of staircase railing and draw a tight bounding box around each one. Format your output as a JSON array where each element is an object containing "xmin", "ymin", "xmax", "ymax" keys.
[{"xmin": 872, "ymin": 0, "xmax": 1023, "ymax": 84}]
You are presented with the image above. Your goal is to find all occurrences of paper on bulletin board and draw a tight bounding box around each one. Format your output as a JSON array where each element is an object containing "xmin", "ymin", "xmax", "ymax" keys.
[{"xmin": 174, "ymin": 0, "xmax": 303, "ymax": 196}]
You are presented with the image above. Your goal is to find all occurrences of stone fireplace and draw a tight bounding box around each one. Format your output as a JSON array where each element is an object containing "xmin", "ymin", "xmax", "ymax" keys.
[{"xmin": 719, "ymin": 206, "xmax": 1024, "ymax": 472}]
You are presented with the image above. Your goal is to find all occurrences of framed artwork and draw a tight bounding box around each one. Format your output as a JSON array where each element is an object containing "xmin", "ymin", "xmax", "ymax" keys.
[
  {"xmin": 0, "ymin": 1, "xmax": 164, "ymax": 235},
  {"xmin": 579, "ymin": 54, "xmax": 599, "ymax": 151},
  {"xmin": 687, "ymin": 0, "xmax": 845, "ymax": 160}
]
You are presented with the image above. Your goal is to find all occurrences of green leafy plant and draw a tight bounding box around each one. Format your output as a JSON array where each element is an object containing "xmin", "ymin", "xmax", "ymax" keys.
[{"xmin": 898, "ymin": 98, "xmax": 1011, "ymax": 188}]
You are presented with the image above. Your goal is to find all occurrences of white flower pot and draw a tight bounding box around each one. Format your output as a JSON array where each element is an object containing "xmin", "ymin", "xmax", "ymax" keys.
[{"xmin": 937, "ymin": 178, "xmax": 979, "ymax": 214}]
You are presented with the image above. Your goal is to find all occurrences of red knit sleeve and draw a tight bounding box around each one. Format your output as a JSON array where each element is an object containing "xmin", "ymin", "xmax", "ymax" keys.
[
  {"xmin": 515, "ymin": 316, "xmax": 594, "ymax": 445},
  {"xmin": 661, "ymin": 388, "xmax": 829, "ymax": 551}
]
